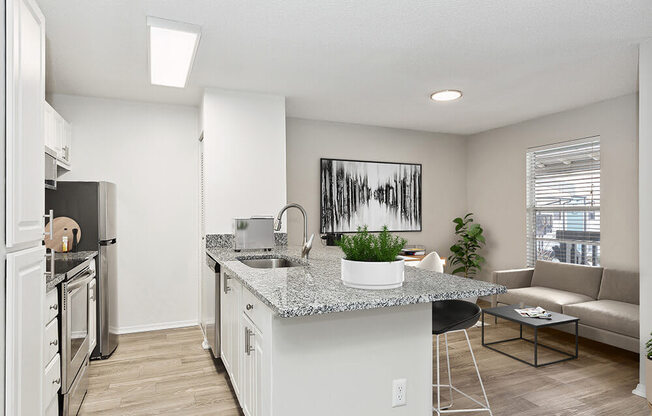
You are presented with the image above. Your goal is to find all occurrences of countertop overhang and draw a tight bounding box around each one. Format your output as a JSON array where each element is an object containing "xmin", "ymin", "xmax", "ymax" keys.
[{"xmin": 206, "ymin": 246, "xmax": 506, "ymax": 318}]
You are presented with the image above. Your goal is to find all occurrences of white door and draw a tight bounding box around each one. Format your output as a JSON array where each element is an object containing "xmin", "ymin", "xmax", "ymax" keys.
[
  {"xmin": 6, "ymin": 0, "xmax": 45, "ymax": 248},
  {"xmin": 6, "ymin": 245, "xmax": 45, "ymax": 416}
]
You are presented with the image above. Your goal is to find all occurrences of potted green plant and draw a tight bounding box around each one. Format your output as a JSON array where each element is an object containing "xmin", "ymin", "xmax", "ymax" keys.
[
  {"xmin": 647, "ymin": 332, "xmax": 652, "ymax": 407},
  {"xmin": 339, "ymin": 226, "xmax": 407, "ymax": 290},
  {"xmin": 448, "ymin": 213, "xmax": 486, "ymax": 303},
  {"xmin": 448, "ymin": 213, "xmax": 486, "ymax": 278}
]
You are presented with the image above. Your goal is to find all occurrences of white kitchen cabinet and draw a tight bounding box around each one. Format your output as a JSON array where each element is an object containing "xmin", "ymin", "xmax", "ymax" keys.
[
  {"xmin": 5, "ymin": 0, "xmax": 46, "ymax": 248},
  {"xmin": 241, "ymin": 314, "xmax": 265, "ymax": 416},
  {"xmin": 43, "ymin": 100, "xmax": 72, "ymax": 166},
  {"xmin": 89, "ymin": 278, "xmax": 97, "ymax": 353},
  {"xmin": 221, "ymin": 271, "xmax": 242, "ymax": 400},
  {"xmin": 63, "ymin": 120, "xmax": 72, "ymax": 164},
  {"xmin": 220, "ymin": 274, "xmax": 271, "ymax": 416},
  {"xmin": 6, "ymin": 246, "xmax": 46, "ymax": 416},
  {"xmin": 43, "ymin": 101, "xmax": 55, "ymax": 151}
]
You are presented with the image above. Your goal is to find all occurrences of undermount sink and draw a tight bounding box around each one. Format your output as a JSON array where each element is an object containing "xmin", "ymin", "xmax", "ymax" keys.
[{"xmin": 238, "ymin": 257, "xmax": 303, "ymax": 269}]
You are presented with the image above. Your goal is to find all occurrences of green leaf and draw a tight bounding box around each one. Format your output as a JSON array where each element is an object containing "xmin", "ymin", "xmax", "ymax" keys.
[{"xmin": 451, "ymin": 266, "xmax": 466, "ymax": 275}]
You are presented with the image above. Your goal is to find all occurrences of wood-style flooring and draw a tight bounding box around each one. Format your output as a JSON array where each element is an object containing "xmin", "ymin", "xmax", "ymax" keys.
[{"xmin": 79, "ymin": 312, "xmax": 649, "ymax": 415}]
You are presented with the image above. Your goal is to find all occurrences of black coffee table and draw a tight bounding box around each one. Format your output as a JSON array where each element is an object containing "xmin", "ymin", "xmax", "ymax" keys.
[{"xmin": 481, "ymin": 304, "xmax": 579, "ymax": 367}]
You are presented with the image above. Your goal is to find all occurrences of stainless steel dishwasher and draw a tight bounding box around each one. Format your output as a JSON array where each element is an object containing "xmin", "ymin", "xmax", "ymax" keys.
[{"xmin": 202, "ymin": 254, "xmax": 221, "ymax": 358}]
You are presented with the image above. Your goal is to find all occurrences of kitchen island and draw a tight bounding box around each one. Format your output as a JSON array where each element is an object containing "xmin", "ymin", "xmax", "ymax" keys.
[{"xmin": 206, "ymin": 245, "xmax": 505, "ymax": 416}]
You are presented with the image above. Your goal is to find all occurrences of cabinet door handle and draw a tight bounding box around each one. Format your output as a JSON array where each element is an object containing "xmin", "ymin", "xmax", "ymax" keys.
[
  {"xmin": 246, "ymin": 327, "xmax": 255, "ymax": 355},
  {"xmin": 45, "ymin": 249, "xmax": 55, "ymax": 278},
  {"xmin": 50, "ymin": 304, "xmax": 58, "ymax": 311},
  {"xmin": 52, "ymin": 378, "xmax": 61, "ymax": 385},
  {"xmin": 44, "ymin": 210, "xmax": 54, "ymax": 240},
  {"xmin": 244, "ymin": 327, "xmax": 250, "ymax": 354},
  {"xmin": 50, "ymin": 339, "xmax": 58, "ymax": 346},
  {"xmin": 224, "ymin": 274, "xmax": 232, "ymax": 294},
  {"xmin": 246, "ymin": 304, "xmax": 254, "ymax": 311}
]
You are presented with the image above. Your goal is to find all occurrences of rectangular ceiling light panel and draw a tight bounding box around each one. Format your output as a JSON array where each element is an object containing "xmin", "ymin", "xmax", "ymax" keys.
[{"xmin": 147, "ymin": 16, "xmax": 201, "ymax": 88}]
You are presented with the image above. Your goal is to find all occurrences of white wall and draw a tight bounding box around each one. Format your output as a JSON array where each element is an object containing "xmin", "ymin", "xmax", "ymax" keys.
[
  {"xmin": 637, "ymin": 41, "xmax": 651, "ymax": 398},
  {"xmin": 201, "ymin": 89, "xmax": 287, "ymax": 234},
  {"xmin": 466, "ymin": 94, "xmax": 639, "ymax": 280},
  {"xmin": 286, "ymin": 118, "xmax": 467, "ymax": 256},
  {"xmin": 49, "ymin": 94, "xmax": 200, "ymax": 333}
]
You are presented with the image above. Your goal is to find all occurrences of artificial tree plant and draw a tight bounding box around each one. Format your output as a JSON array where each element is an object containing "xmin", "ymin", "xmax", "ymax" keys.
[{"xmin": 448, "ymin": 213, "xmax": 486, "ymax": 278}]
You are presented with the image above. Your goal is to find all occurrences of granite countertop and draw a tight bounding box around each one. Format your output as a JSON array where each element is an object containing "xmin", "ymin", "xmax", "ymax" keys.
[
  {"xmin": 46, "ymin": 250, "xmax": 98, "ymax": 291},
  {"xmin": 206, "ymin": 246, "xmax": 506, "ymax": 318}
]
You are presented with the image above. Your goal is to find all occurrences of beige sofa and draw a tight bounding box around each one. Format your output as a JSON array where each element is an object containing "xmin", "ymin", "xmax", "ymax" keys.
[{"xmin": 492, "ymin": 260, "xmax": 640, "ymax": 352}]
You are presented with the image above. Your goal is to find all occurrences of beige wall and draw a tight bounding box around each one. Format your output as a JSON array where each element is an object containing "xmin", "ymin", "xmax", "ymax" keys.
[
  {"xmin": 466, "ymin": 93, "xmax": 639, "ymax": 280},
  {"xmin": 286, "ymin": 118, "xmax": 467, "ymax": 257}
]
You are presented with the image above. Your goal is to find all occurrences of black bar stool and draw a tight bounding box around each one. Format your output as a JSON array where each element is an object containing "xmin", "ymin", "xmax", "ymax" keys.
[{"xmin": 432, "ymin": 300, "xmax": 493, "ymax": 415}]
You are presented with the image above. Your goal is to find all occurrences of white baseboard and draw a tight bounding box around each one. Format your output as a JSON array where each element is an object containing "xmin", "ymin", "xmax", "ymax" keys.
[
  {"xmin": 632, "ymin": 383, "xmax": 647, "ymax": 399},
  {"xmin": 111, "ymin": 319, "xmax": 198, "ymax": 335}
]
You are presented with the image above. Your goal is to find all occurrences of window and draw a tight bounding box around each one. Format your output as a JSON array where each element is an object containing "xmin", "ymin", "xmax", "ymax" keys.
[{"xmin": 526, "ymin": 138, "xmax": 600, "ymax": 266}]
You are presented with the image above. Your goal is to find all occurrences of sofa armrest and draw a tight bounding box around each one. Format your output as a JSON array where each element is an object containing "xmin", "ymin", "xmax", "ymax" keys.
[
  {"xmin": 491, "ymin": 268, "xmax": 534, "ymax": 308},
  {"xmin": 493, "ymin": 268, "xmax": 534, "ymax": 289}
]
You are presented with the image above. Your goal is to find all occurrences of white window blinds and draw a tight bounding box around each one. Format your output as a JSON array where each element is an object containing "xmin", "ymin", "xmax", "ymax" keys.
[{"xmin": 526, "ymin": 138, "xmax": 600, "ymax": 267}]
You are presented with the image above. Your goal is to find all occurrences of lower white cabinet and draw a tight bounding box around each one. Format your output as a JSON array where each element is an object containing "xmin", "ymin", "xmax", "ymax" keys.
[
  {"xmin": 43, "ymin": 353, "xmax": 61, "ymax": 406},
  {"xmin": 44, "ymin": 395, "xmax": 59, "ymax": 416},
  {"xmin": 240, "ymin": 313, "xmax": 265, "ymax": 416},
  {"xmin": 221, "ymin": 272, "xmax": 242, "ymax": 399},
  {"xmin": 5, "ymin": 246, "xmax": 45, "ymax": 416},
  {"xmin": 221, "ymin": 272, "xmax": 271, "ymax": 416}
]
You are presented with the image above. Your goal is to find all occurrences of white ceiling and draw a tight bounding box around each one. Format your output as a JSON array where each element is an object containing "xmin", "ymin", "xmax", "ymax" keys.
[{"xmin": 38, "ymin": 0, "xmax": 651, "ymax": 134}]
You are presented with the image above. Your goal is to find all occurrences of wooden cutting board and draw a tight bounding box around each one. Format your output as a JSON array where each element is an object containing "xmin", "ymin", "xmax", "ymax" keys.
[{"xmin": 44, "ymin": 216, "xmax": 82, "ymax": 252}]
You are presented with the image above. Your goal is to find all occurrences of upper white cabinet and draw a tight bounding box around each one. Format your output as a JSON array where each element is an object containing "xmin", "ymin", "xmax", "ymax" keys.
[
  {"xmin": 6, "ymin": 246, "xmax": 46, "ymax": 416},
  {"xmin": 44, "ymin": 100, "xmax": 72, "ymax": 166},
  {"xmin": 6, "ymin": 0, "xmax": 46, "ymax": 248}
]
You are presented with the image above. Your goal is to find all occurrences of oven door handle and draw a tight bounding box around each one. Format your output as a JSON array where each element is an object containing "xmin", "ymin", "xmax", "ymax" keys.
[{"xmin": 66, "ymin": 269, "xmax": 96, "ymax": 292}]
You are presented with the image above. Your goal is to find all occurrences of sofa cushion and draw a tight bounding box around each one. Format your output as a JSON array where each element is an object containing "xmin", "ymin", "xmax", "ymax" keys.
[
  {"xmin": 563, "ymin": 300, "xmax": 639, "ymax": 338},
  {"xmin": 497, "ymin": 286, "xmax": 594, "ymax": 313},
  {"xmin": 598, "ymin": 269, "xmax": 639, "ymax": 305},
  {"xmin": 531, "ymin": 260, "xmax": 603, "ymax": 299}
]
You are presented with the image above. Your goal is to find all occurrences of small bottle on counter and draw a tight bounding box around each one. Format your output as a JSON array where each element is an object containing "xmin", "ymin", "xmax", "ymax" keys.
[{"xmin": 62, "ymin": 228, "xmax": 68, "ymax": 252}]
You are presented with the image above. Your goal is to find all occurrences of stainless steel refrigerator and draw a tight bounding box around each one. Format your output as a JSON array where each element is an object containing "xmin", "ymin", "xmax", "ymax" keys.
[{"xmin": 46, "ymin": 181, "xmax": 118, "ymax": 359}]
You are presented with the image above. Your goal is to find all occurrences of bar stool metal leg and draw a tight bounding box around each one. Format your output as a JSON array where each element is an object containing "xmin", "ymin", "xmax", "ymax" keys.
[
  {"xmin": 443, "ymin": 332, "xmax": 453, "ymax": 409},
  {"xmin": 433, "ymin": 329, "xmax": 493, "ymax": 415}
]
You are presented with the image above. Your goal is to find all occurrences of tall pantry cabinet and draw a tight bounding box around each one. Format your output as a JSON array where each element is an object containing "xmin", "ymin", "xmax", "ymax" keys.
[{"xmin": 5, "ymin": 0, "xmax": 48, "ymax": 415}]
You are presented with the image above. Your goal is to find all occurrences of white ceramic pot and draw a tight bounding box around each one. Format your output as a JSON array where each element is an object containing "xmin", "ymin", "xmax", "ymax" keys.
[{"xmin": 341, "ymin": 258, "xmax": 405, "ymax": 290}]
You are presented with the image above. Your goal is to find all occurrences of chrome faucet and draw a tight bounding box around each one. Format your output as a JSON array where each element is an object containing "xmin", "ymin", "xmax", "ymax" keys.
[{"xmin": 274, "ymin": 203, "xmax": 314, "ymax": 259}]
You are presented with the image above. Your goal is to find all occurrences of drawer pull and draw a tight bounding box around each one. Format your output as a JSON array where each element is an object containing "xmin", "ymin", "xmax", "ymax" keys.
[
  {"xmin": 246, "ymin": 303, "xmax": 254, "ymax": 310},
  {"xmin": 49, "ymin": 304, "xmax": 58, "ymax": 311},
  {"xmin": 50, "ymin": 339, "xmax": 58, "ymax": 346},
  {"xmin": 52, "ymin": 378, "xmax": 61, "ymax": 385}
]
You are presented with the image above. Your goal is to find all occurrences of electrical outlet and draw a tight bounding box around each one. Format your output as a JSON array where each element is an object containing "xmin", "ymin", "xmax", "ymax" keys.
[{"xmin": 392, "ymin": 378, "xmax": 407, "ymax": 407}]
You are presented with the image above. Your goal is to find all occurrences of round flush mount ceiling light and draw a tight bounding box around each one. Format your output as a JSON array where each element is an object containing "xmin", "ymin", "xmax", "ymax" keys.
[{"xmin": 430, "ymin": 90, "xmax": 463, "ymax": 102}]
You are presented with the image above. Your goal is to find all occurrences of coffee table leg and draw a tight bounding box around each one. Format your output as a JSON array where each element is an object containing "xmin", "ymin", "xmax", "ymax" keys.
[
  {"xmin": 481, "ymin": 311, "xmax": 485, "ymax": 346},
  {"xmin": 575, "ymin": 321, "xmax": 579, "ymax": 358},
  {"xmin": 519, "ymin": 324, "xmax": 522, "ymax": 339},
  {"xmin": 534, "ymin": 327, "xmax": 538, "ymax": 367}
]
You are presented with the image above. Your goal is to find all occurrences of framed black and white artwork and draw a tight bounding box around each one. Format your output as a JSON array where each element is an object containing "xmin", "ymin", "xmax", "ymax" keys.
[{"xmin": 320, "ymin": 158, "xmax": 422, "ymax": 233}]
